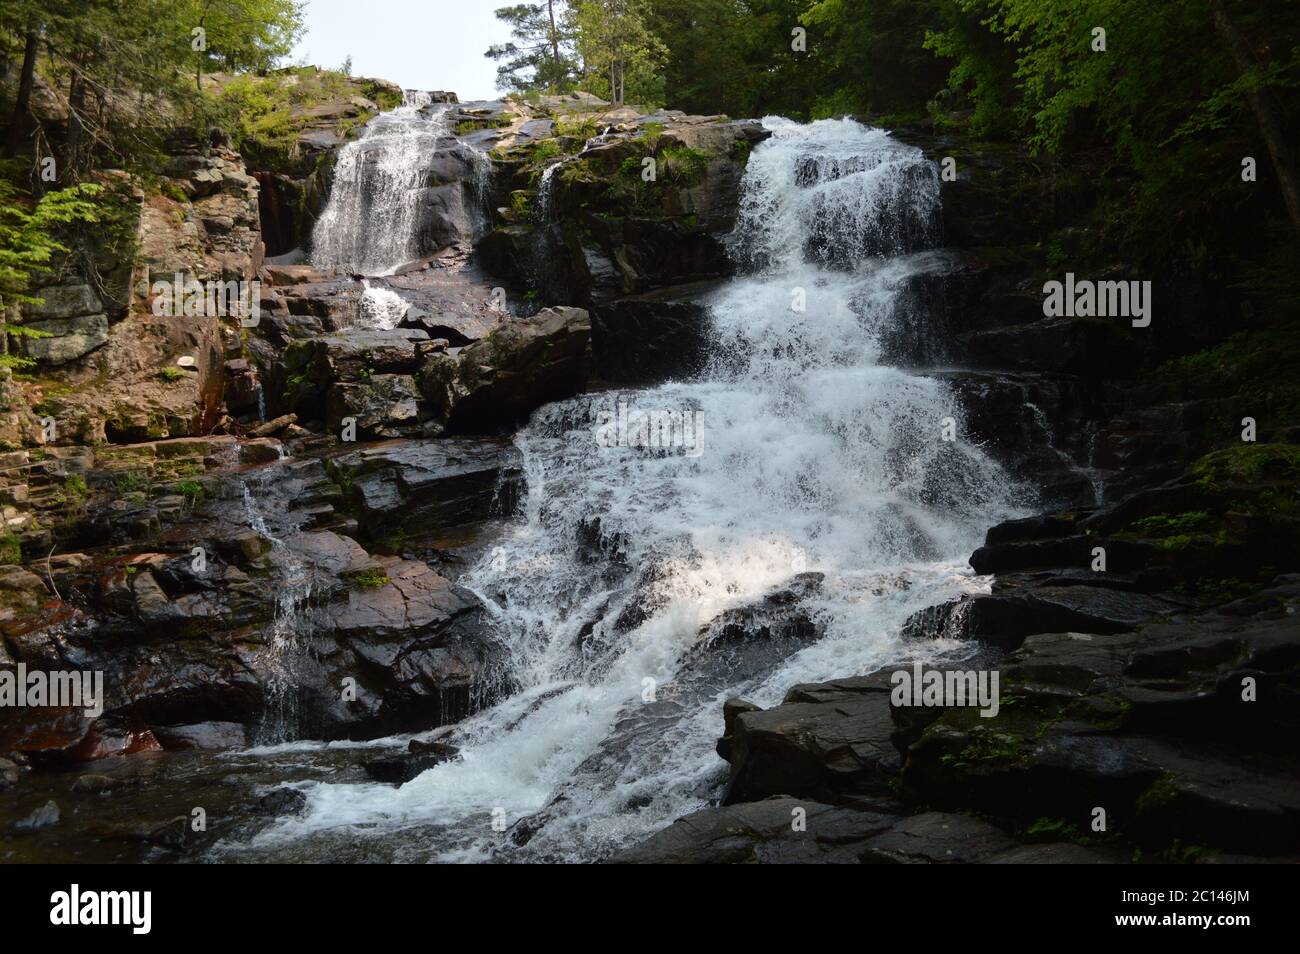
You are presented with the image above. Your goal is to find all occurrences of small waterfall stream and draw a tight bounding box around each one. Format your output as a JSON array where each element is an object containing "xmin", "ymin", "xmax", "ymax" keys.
[{"xmin": 225, "ymin": 117, "xmax": 1030, "ymax": 862}]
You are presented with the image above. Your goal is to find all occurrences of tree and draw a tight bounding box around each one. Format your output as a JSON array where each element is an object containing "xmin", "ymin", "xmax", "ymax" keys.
[
  {"xmin": 485, "ymin": 2, "xmax": 578, "ymax": 93},
  {"xmin": 571, "ymin": 0, "xmax": 666, "ymax": 107},
  {"xmin": 1208, "ymin": 0, "xmax": 1300, "ymax": 227},
  {"xmin": 183, "ymin": 0, "xmax": 305, "ymax": 91},
  {"xmin": 1, "ymin": 2, "xmax": 42, "ymax": 157}
]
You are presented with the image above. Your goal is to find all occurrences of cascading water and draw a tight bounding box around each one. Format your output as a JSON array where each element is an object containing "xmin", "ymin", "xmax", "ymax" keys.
[
  {"xmin": 241, "ymin": 481, "xmax": 317, "ymax": 743},
  {"xmin": 312, "ymin": 91, "xmax": 449, "ymax": 275},
  {"xmin": 226, "ymin": 117, "xmax": 1029, "ymax": 862},
  {"xmin": 357, "ymin": 279, "xmax": 410, "ymax": 330}
]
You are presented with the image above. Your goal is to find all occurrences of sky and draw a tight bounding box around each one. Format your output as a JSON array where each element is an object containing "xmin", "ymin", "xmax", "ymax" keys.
[{"xmin": 290, "ymin": 0, "xmax": 513, "ymax": 101}]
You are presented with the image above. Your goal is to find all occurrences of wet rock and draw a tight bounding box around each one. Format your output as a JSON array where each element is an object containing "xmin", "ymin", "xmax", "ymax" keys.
[
  {"xmin": 15, "ymin": 800, "xmax": 60, "ymax": 831},
  {"xmin": 328, "ymin": 438, "xmax": 522, "ymax": 537},
  {"xmin": 610, "ymin": 797, "xmax": 902, "ymax": 864},
  {"xmin": 247, "ymin": 413, "xmax": 297, "ymax": 438},
  {"xmin": 71, "ymin": 773, "xmax": 142, "ymax": 794},
  {"xmin": 152, "ymin": 721, "xmax": 247, "ymax": 751},
  {"xmin": 856, "ymin": 812, "xmax": 1019, "ymax": 864},
  {"xmin": 722, "ymin": 673, "xmax": 899, "ymax": 805},
  {"xmin": 255, "ymin": 787, "xmax": 307, "ymax": 816},
  {"xmin": 958, "ymin": 317, "xmax": 1145, "ymax": 379},
  {"xmin": 898, "ymin": 576, "xmax": 1300, "ymax": 855},
  {"xmin": 324, "ymin": 374, "xmax": 423, "ymax": 438},
  {"xmin": 591, "ymin": 288, "xmax": 714, "ymax": 385},
  {"xmin": 362, "ymin": 741, "xmax": 458, "ymax": 784},
  {"xmin": 418, "ymin": 306, "xmax": 591, "ymax": 434}
]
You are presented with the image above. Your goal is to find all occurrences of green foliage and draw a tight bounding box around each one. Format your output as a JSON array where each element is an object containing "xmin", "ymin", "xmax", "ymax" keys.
[
  {"xmin": 1128, "ymin": 511, "xmax": 1213, "ymax": 538},
  {"xmin": 183, "ymin": 0, "xmax": 305, "ymax": 83},
  {"xmin": 212, "ymin": 76, "xmax": 296, "ymax": 166},
  {"xmin": 63, "ymin": 475, "xmax": 88, "ymax": 504},
  {"xmin": 1024, "ymin": 817, "xmax": 1087, "ymax": 844},
  {"xmin": 1190, "ymin": 443, "xmax": 1300, "ymax": 490},
  {"xmin": 344, "ymin": 566, "xmax": 391, "ymax": 588},
  {"xmin": 0, "ymin": 529, "xmax": 21, "ymax": 565},
  {"xmin": 114, "ymin": 470, "xmax": 150, "ymax": 494},
  {"xmin": 571, "ymin": 0, "xmax": 667, "ymax": 107},
  {"xmin": 487, "ymin": 2, "xmax": 579, "ymax": 94},
  {"xmin": 158, "ymin": 366, "xmax": 187, "ymax": 383},
  {"xmin": 660, "ymin": 144, "xmax": 711, "ymax": 184},
  {"xmin": 174, "ymin": 479, "xmax": 206, "ymax": 505},
  {"xmin": 554, "ymin": 115, "xmax": 599, "ymax": 140},
  {"xmin": 0, "ymin": 178, "xmax": 103, "ymax": 368},
  {"xmin": 1155, "ymin": 323, "xmax": 1300, "ymax": 434}
]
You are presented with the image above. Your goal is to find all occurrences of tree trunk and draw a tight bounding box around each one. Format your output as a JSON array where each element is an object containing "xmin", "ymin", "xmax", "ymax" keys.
[
  {"xmin": 63, "ymin": 60, "xmax": 86, "ymax": 183},
  {"xmin": 1210, "ymin": 0, "xmax": 1300, "ymax": 227},
  {"xmin": 4, "ymin": 22, "xmax": 40, "ymax": 158},
  {"xmin": 547, "ymin": 0, "xmax": 562, "ymax": 90}
]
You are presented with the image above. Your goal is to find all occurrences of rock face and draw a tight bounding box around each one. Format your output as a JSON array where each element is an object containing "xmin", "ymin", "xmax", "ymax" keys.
[
  {"xmin": 17, "ymin": 285, "xmax": 109, "ymax": 366},
  {"xmin": 418, "ymin": 306, "xmax": 592, "ymax": 434},
  {"xmin": 590, "ymin": 285, "xmax": 716, "ymax": 385},
  {"xmin": 7, "ymin": 149, "xmax": 264, "ymax": 448},
  {"xmin": 0, "ymin": 433, "xmax": 524, "ymax": 761},
  {"xmin": 478, "ymin": 98, "xmax": 770, "ymax": 309}
]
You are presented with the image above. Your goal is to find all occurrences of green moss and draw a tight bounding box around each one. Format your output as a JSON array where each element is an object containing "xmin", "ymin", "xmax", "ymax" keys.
[
  {"xmin": 1155, "ymin": 322, "xmax": 1300, "ymax": 438},
  {"xmin": 510, "ymin": 190, "xmax": 534, "ymax": 220},
  {"xmin": 1135, "ymin": 772, "xmax": 1179, "ymax": 815},
  {"xmin": 660, "ymin": 145, "xmax": 712, "ymax": 186},
  {"xmin": 1191, "ymin": 443, "xmax": 1300, "ymax": 491},
  {"xmin": 344, "ymin": 566, "xmax": 390, "ymax": 588},
  {"xmin": 1129, "ymin": 511, "xmax": 1211, "ymax": 537},
  {"xmin": 0, "ymin": 529, "xmax": 21, "ymax": 565},
  {"xmin": 114, "ymin": 470, "xmax": 150, "ymax": 494},
  {"xmin": 1024, "ymin": 817, "xmax": 1088, "ymax": 844},
  {"xmin": 158, "ymin": 366, "xmax": 186, "ymax": 383},
  {"xmin": 455, "ymin": 114, "xmax": 513, "ymax": 135},
  {"xmin": 63, "ymin": 475, "xmax": 88, "ymax": 503},
  {"xmin": 160, "ymin": 181, "xmax": 190, "ymax": 203}
]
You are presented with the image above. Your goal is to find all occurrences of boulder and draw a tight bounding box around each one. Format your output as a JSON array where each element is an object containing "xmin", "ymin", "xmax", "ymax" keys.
[
  {"xmin": 21, "ymin": 284, "xmax": 102, "ymax": 320},
  {"xmin": 18, "ymin": 315, "xmax": 110, "ymax": 366},
  {"xmin": 418, "ymin": 306, "xmax": 591, "ymax": 434},
  {"xmin": 327, "ymin": 438, "xmax": 522, "ymax": 537}
]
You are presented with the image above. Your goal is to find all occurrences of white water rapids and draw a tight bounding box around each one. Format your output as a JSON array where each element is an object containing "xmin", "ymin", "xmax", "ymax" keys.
[{"xmin": 230, "ymin": 116, "xmax": 1030, "ymax": 862}]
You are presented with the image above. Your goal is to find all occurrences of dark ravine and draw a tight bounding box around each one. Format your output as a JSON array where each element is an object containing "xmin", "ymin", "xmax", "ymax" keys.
[{"xmin": 2, "ymin": 74, "xmax": 1297, "ymax": 865}]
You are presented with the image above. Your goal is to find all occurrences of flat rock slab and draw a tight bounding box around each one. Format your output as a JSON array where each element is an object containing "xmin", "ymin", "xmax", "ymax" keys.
[
  {"xmin": 329, "ymin": 438, "xmax": 522, "ymax": 535},
  {"xmin": 612, "ymin": 801, "xmax": 1118, "ymax": 864}
]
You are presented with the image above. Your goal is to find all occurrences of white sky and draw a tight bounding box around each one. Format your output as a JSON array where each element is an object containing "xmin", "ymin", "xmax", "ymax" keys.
[{"xmin": 291, "ymin": 0, "xmax": 513, "ymax": 101}]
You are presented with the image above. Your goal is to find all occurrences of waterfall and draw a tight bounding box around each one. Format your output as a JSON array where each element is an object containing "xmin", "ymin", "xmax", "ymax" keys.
[
  {"xmin": 357, "ymin": 279, "xmax": 410, "ymax": 330},
  {"xmin": 536, "ymin": 160, "xmax": 562, "ymax": 221},
  {"xmin": 236, "ymin": 117, "xmax": 1029, "ymax": 862},
  {"xmin": 311, "ymin": 91, "xmax": 450, "ymax": 275},
  {"xmin": 241, "ymin": 481, "xmax": 316, "ymax": 743}
]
